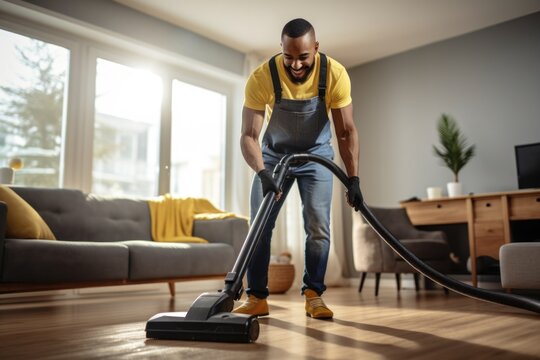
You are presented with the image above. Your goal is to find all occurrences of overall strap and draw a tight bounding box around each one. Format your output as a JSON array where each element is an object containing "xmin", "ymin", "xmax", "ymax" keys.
[
  {"xmin": 269, "ymin": 53, "xmax": 327, "ymax": 103},
  {"xmin": 268, "ymin": 55, "xmax": 282, "ymax": 103},
  {"xmin": 318, "ymin": 53, "xmax": 327, "ymax": 100}
]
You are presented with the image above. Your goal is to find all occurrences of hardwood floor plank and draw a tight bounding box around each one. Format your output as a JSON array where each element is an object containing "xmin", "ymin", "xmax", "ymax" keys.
[{"xmin": 1, "ymin": 286, "xmax": 539, "ymax": 359}]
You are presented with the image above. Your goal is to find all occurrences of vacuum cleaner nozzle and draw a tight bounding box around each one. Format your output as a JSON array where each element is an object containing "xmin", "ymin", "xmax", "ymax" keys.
[
  {"xmin": 145, "ymin": 311, "xmax": 259, "ymax": 343},
  {"xmin": 145, "ymin": 291, "xmax": 259, "ymax": 343}
]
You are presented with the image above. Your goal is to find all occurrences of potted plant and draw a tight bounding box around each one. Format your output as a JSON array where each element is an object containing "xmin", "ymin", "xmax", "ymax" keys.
[{"xmin": 432, "ymin": 114, "xmax": 475, "ymax": 197}]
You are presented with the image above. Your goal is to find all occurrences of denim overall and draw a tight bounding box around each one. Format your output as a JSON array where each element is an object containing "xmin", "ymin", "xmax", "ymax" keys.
[{"xmin": 247, "ymin": 53, "xmax": 335, "ymax": 298}]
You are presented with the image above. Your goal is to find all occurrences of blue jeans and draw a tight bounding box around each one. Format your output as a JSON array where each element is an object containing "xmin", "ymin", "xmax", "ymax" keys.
[{"xmin": 246, "ymin": 150, "xmax": 334, "ymax": 299}]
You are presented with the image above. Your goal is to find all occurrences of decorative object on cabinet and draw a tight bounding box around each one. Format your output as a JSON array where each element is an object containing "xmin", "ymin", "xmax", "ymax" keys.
[{"xmin": 432, "ymin": 114, "xmax": 475, "ymax": 197}]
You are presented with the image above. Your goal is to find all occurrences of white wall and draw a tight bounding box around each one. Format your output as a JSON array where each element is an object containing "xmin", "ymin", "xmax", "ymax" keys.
[
  {"xmin": 348, "ymin": 12, "xmax": 540, "ymax": 207},
  {"xmin": 21, "ymin": 0, "xmax": 245, "ymax": 76}
]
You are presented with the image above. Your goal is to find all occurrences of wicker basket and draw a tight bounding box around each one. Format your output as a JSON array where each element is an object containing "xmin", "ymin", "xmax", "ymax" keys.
[{"xmin": 268, "ymin": 264, "xmax": 295, "ymax": 294}]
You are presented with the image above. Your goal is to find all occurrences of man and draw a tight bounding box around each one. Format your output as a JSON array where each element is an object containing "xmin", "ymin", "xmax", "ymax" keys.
[{"xmin": 235, "ymin": 18, "xmax": 361, "ymax": 319}]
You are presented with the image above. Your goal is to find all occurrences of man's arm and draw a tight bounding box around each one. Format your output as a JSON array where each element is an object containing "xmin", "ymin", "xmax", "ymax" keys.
[
  {"xmin": 331, "ymin": 103, "xmax": 359, "ymax": 177},
  {"xmin": 240, "ymin": 106, "xmax": 282, "ymax": 199},
  {"xmin": 332, "ymin": 103, "xmax": 362, "ymax": 210},
  {"xmin": 240, "ymin": 106, "xmax": 266, "ymax": 173}
]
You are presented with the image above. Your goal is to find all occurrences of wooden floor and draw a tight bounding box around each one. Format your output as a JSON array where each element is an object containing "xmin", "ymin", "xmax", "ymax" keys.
[{"xmin": 0, "ymin": 284, "xmax": 539, "ymax": 359}]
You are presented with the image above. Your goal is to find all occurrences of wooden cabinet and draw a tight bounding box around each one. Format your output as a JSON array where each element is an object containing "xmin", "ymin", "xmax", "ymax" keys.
[
  {"xmin": 404, "ymin": 198, "xmax": 467, "ymax": 225},
  {"xmin": 401, "ymin": 189, "xmax": 540, "ymax": 287}
]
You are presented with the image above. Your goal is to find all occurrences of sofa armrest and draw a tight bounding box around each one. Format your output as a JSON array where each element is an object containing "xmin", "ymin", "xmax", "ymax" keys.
[
  {"xmin": 193, "ymin": 217, "xmax": 249, "ymax": 256},
  {"xmin": 0, "ymin": 201, "xmax": 6, "ymax": 279}
]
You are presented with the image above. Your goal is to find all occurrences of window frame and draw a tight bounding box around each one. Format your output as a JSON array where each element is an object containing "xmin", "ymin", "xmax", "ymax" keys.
[
  {"xmin": 0, "ymin": 16, "xmax": 80, "ymax": 189},
  {"xmin": 0, "ymin": 11, "xmax": 241, "ymax": 208}
]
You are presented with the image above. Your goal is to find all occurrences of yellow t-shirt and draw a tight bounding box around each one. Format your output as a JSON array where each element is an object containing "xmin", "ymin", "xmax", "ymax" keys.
[{"xmin": 244, "ymin": 53, "xmax": 352, "ymax": 114}]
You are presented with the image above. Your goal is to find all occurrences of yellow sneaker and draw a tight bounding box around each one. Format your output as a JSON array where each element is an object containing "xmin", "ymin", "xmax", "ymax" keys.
[
  {"xmin": 232, "ymin": 295, "xmax": 269, "ymax": 316},
  {"xmin": 304, "ymin": 289, "xmax": 333, "ymax": 319}
]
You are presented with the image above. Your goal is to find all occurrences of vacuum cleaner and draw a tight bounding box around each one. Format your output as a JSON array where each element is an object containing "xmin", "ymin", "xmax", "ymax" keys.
[{"xmin": 145, "ymin": 153, "xmax": 540, "ymax": 343}]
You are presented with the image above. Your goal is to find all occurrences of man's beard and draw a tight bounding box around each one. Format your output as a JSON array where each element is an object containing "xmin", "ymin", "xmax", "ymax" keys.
[{"xmin": 285, "ymin": 62, "xmax": 315, "ymax": 84}]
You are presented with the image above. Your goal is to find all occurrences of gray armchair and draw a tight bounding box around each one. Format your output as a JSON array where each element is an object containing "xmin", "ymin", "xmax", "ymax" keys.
[{"xmin": 352, "ymin": 207, "xmax": 452, "ymax": 295}]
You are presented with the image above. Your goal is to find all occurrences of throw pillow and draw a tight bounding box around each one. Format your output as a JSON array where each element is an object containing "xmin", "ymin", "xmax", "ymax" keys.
[{"xmin": 0, "ymin": 185, "xmax": 56, "ymax": 240}]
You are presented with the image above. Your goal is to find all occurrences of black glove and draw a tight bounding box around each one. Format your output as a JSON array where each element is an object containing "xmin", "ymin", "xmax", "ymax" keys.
[
  {"xmin": 257, "ymin": 169, "xmax": 280, "ymax": 197},
  {"xmin": 346, "ymin": 176, "xmax": 363, "ymax": 211}
]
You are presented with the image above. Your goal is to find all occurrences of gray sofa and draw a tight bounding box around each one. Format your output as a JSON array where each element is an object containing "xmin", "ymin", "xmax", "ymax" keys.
[{"xmin": 0, "ymin": 187, "xmax": 249, "ymax": 296}]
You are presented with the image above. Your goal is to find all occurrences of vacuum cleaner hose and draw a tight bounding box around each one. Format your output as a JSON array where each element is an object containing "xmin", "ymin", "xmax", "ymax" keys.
[
  {"xmin": 276, "ymin": 153, "xmax": 540, "ymax": 314},
  {"xmin": 146, "ymin": 152, "xmax": 538, "ymax": 344}
]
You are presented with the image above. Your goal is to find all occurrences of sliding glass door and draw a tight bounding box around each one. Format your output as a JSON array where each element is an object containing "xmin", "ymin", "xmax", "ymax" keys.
[
  {"xmin": 170, "ymin": 80, "xmax": 226, "ymax": 207},
  {"xmin": 92, "ymin": 58, "xmax": 162, "ymax": 197}
]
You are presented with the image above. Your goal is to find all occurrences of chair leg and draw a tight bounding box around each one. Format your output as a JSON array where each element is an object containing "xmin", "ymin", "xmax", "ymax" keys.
[
  {"xmin": 168, "ymin": 281, "xmax": 176, "ymax": 297},
  {"xmin": 358, "ymin": 272, "xmax": 367, "ymax": 293},
  {"xmin": 395, "ymin": 273, "xmax": 401, "ymax": 291},
  {"xmin": 413, "ymin": 273, "xmax": 420, "ymax": 292},
  {"xmin": 375, "ymin": 273, "xmax": 381, "ymax": 296},
  {"xmin": 443, "ymin": 287, "xmax": 449, "ymax": 295}
]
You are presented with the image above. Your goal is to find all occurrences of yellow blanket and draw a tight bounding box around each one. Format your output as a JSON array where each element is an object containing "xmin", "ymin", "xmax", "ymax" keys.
[{"xmin": 147, "ymin": 194, "xmax": 236, "ymax": 243}]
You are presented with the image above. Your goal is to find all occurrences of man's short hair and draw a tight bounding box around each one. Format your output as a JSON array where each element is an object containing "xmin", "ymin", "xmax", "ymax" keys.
[{"xmin": 281, "ymin": 18, "xmax": 314, "ymax": 39}]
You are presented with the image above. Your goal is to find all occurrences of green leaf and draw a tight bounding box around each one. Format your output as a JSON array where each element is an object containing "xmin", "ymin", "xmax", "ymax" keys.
[{"xmin": 432, "ymin": 114, "xmax": 476, "ymax": 182}]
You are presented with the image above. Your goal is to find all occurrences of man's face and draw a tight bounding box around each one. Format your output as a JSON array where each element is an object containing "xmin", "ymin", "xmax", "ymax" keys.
[{"xmin": 281, "ymin": 33, "xmax": 319, "ymax": 84}]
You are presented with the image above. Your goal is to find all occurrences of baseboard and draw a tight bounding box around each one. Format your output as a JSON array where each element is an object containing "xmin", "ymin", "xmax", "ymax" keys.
[{"xmin": 0, "ymin": 279, "xmax": 225, "ymax": 303}]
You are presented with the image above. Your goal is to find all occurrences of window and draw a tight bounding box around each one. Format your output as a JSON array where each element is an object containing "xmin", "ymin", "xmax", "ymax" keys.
[
  {"xmin": 0, "ymin": 20, "xmax": 235, "ymax": 206},
  {"xmin": 0, "ymin": 29, "xmax": 69, "ymax": 187},
  {"xmin": 171, "ymin": 80, "xmax": 226, "ymax": 207},
  {"xmin": 93, "ymin": 58, "xmax": 162, "ymax": 197}
]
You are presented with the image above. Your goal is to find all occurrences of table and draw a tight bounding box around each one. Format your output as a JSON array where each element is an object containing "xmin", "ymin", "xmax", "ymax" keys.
[{"xmin": 400, "ymin": 189, "xmax": 540, "ymax": 286}]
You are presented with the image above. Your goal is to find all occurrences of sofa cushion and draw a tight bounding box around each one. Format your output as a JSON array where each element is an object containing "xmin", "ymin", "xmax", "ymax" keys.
[
  {"xmin": 0, "ymin": 185, "xmax": 56, "ymax": 240},
  {"xmin": 124, "ymin": 240, "xmax": 235, "ymax": 280},
  {"xmin": 10, "ymin": 187, "xmax": 151, "ymax": 242},
  {"xmin": 2, "ymin": 239, "xmax": 129, "ymax": 282}
]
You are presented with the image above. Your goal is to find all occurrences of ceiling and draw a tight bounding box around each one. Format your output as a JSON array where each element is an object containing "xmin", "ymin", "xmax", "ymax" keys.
[{"xmin": 114, "ymin": 0, "xmax": 540, "ymax": 68}]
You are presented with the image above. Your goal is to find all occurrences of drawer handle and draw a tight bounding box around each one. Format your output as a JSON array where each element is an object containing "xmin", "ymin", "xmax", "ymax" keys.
[
  {"xmin": 437, "ymin": 204, "xmax": 442, "ymax": 209},
  {"xmin": 486, "ymin": 203, "xmax": 491, "ymax": 207},
  {"xmin": 537, "ymin": 197, "xmax": 540, "ymax": 202}
]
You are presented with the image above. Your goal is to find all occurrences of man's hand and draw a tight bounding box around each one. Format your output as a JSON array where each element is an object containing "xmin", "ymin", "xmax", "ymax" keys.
[
  {"xmin": 258, "ymin": 169, "xmax": 282, "ymax": 200},
  {"xmin": 346, "ymin": 176, "xmax": 362, "ymax": 211}
]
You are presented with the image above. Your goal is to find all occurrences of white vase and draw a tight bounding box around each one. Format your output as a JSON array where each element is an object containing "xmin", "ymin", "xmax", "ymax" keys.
[
  {"xmin": 426, "ymin": 186, "xmax": 443, "ymax": 199},
  {"xmin": 447, "ymin": 182, "xmax": 463, "ymax": 197}
]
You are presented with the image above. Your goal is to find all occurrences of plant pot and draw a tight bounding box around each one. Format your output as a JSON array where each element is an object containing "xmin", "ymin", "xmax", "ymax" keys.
[
  {"xmin": 267, "ymin": 264, "xmax": 295, "ymax": 294},
  {"xmin": 447, "ymin": 182, "xmax": 463, "ymax": 197}
]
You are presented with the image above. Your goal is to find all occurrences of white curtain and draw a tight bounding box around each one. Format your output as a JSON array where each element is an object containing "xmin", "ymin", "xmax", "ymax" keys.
[{"xmin": 229, "ymin": 52, "xmax": 266, "ymax": 216}]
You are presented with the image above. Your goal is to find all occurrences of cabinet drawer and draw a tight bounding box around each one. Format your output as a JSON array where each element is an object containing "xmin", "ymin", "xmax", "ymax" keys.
[
  {"xmin": 474, "ymin": 221, "xmax": 505, "ymax": 259},
  {"xmin": 474, "ymin": 221, "xmax": 504, "ymax": 240},
  {"xmin": 473, "ymin": 197, "xmax": 502, "ymax": 221},
  {"xmin": 403, "ymin": 199, "xmax": 467, "ymax": 225},
  {"xmin": 509, "ymin": 194, "xmax": 540, "ymax": 220}
]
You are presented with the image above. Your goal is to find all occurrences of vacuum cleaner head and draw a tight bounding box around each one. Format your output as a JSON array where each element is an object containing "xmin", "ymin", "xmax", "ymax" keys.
[{"xmin": 145, "ymin": 312, "xmax": 259, "ymax": 343}]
